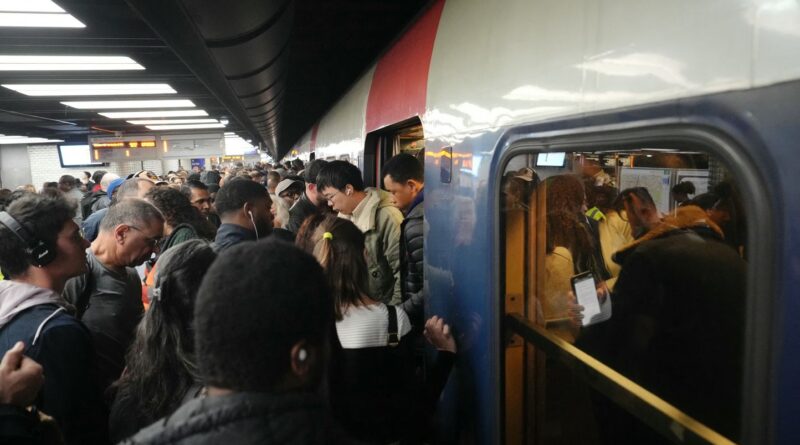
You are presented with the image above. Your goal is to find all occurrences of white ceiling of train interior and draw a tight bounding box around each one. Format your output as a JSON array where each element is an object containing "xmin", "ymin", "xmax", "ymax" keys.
[{"xmin": 0, "ymin": 0, "xmax": 430, "ymax": 159}]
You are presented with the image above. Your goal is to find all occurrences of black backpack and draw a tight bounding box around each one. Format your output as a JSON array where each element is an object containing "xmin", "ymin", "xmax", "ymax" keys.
[{"xmin": 81, "ymin": 191, "xmax": 105, "ymax": 219}]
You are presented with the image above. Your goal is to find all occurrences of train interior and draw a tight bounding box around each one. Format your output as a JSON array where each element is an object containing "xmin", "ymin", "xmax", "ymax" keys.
[{"xmin": 501, "ymin": 146, "xmax": 747, "ymax": 444}]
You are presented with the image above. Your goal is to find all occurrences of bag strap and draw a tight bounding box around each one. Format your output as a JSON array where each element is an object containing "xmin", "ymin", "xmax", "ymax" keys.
[{"xmin": 387, "ymin": 305, "xmax": 399, "ymax": 347}]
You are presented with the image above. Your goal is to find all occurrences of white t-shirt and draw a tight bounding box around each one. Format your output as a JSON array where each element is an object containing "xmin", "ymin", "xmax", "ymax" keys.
[{"xmin": 336, "ymin": 303, "xmax": 412, "ymax": 349}]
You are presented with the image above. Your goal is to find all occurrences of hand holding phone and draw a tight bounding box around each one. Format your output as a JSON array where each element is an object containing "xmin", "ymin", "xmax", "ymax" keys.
[{"xmin": 571, "ymin": 272, "xmax": 602, "ymax": 326}]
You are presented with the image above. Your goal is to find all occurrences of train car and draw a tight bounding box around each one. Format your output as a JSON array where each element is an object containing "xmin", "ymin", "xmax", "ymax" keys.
[{"xmin": 292, "ymin": 1, "xmax": 800, "ymax": 444}]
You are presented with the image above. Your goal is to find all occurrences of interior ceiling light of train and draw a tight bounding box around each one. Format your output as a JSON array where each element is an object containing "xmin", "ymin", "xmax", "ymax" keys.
[{"xmin": 0, "ymin": 0, "xmax": 247, "ymax": 145}]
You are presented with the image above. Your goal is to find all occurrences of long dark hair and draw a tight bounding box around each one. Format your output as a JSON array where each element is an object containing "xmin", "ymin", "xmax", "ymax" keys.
[
  {"xmin": 313, "ymin": 215, "xmax": 369, "ymax": 320},
  {"xmin": 113, "ymin": 240, "xmax": 217, "ymax": 424}
]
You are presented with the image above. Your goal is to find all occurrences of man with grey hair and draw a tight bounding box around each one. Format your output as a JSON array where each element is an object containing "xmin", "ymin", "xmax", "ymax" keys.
[
  {"xmin": 82, "ymin": 178, "xmax": 156, "ymax": 242},
  {"xmin": 64, "ymin": 198, "xmax": 164, "ymax": 390}
]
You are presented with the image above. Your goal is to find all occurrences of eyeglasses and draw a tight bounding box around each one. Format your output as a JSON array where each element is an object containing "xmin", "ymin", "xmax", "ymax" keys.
[
  {"xmin": 322, "ymin": 189, "xmax": 342, "ymax": 202},
  {"xmin": 128, "ymin": 226, "xmax": 162, "ymax": 248}
]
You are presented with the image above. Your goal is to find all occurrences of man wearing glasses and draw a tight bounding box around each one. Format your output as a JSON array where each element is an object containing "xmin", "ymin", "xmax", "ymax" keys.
[{"xmin": 64, "ymin": 198, "xmax": 164, "ymax": 392}]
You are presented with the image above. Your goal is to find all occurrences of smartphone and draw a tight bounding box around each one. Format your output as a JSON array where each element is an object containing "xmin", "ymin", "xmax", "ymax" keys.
[{"xmin": 571, "ymin": 272, "xmax": 602, "ymax": 326}]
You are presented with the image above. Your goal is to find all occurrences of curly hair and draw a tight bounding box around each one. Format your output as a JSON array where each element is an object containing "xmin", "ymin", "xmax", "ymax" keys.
[
  {"xmin": 544, "ymin": 175, "xmax": 594, "ymax": 257},
  {"xmin": 144, "ymin": 187, "xmax": 215, "ymax": 240}
]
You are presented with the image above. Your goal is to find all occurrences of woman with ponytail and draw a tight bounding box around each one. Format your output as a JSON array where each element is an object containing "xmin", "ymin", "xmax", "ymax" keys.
[{"xmin": 311, "ymin": 214, "xmax": 456, "ymax": 444}]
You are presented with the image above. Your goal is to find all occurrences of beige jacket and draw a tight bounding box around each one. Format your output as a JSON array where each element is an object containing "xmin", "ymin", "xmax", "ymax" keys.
[{"xmin": 341, "ymin": 188, "xmax": 403, "ymax": 304}]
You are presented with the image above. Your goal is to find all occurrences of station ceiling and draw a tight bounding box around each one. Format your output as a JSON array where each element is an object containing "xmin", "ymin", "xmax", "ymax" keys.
[{"xmin": 0, "ymin": 0, "xmax": 430, "ymax": 159}]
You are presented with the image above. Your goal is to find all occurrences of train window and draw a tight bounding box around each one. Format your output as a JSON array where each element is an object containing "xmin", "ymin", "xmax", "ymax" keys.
[
  {"xmin": 363, "ymin": 117, "xmax": 425, "ymax": 186},
  {"xmin": 501, "ymin": 147, "xmax": 748, "ymax": 444}
]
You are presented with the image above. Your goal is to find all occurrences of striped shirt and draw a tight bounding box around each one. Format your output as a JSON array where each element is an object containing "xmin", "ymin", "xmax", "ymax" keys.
[{"xmin": 336, "ymin": 303, "xmax": 412, "ymax": 349}]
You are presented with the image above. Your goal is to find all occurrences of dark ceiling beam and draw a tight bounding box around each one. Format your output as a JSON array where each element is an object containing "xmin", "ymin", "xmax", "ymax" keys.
[{"xmin": 123, "ymin": 0, "xmax": 268, "ymax": 155}]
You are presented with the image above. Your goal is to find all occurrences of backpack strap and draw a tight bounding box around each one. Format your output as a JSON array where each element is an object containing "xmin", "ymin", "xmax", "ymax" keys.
[
  {"xmin": 72, "ymin": 260, "xmax": 95, "ymax": 319},
  {"xmin": 387, "ymin": 305, "xmax": 399, "ymax": 347}
]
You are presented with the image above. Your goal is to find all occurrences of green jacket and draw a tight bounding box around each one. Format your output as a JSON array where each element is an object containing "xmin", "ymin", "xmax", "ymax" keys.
[{"xmin": 343, "ymin": 188, "xmax": 403, "ymax": 305}]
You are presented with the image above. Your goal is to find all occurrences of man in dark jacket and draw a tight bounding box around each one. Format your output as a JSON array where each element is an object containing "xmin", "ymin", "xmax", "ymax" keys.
[
  {"xmin": 124, "ymin": 240, "xmax": 354, "ymax": 444},
  {"xmin": 383, "ymin": 154, "xmax": 425, "ymax": 324},
  {"xmin": 213, "ymin": 178, "xmax": 275, "ymax": 250},
  {"xmin": 0, "ymin": 194, "xmax": 108, "ymax": 444},
  {"xmin": 591, "ymin": 190, "xmax": 746, "ymax": 442},
  {"xmin": 286, "ymin": 159, "xmax": 329, "ymax": 233}
]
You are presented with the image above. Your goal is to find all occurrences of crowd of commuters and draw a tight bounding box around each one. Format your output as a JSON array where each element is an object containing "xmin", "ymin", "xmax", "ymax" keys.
[
  {"xmin": 0, "ymin": 154, "xmax": 455, "ymax": 444},
  {"xmin": 502, "ymin": 159, "xmax": 747, "ymax": 443}
]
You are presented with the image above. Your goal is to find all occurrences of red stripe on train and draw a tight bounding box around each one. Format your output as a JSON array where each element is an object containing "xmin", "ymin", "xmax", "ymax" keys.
[{"xmin": 365, "ymin": 0, "xmax": 445, "ymax": 133}]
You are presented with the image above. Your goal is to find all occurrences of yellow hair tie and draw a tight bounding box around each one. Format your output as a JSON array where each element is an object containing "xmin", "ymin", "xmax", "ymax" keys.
[{"xmin": 322, "ymin": 232, "xmax": 333, "ymax": 240}]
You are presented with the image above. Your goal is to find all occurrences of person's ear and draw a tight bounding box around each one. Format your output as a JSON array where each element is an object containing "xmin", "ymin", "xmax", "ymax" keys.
[
  {"xmin": 290, "ymin": 341, "xmax": 312, "ymax": 378},
  {"xmin": 345, "ymin": 185, "xmax": 353, "ymax": 196},
  {"xmin": 114, "ymin": 225, "xmax": 129, "ymax": 244}
]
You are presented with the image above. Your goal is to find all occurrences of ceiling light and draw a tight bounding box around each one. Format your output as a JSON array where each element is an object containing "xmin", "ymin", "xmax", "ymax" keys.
[
  {"xmin": 2, "ymin": 83, "xmax": 176, "ymax": 96},
  {"xmin": 128, "ymin": 119, "xmax": 218, "ymax": 125},
  {"xmin": 0, "ymin": 135, "xmax": 63, "ymax": 144},
  {"xmin": 99, "ymin": 109, "xmax": 208, "ymax": 119},
  {"xmin": 0, "ymin": 0, "xmax": 65, "ymax": 13},
  {"xmin": 146, "ymin": 123, "xmax": 226, "ymax": 130},
  {"xmin": 62, "ymin": 99, "xmax": 195, "ymax": 110},
  {"xmin": 0, "ymin": 55, "xmax": 144, "ymax": 71},
  {"xmin": 0, "ymin": 12, "xmax": 84, "ymax": 28}
]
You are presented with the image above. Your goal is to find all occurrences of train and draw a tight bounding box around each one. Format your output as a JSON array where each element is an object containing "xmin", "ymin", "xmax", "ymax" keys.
[{"xmin": 287, "ymin": 0, "xmax": 800, "ymax": 444}]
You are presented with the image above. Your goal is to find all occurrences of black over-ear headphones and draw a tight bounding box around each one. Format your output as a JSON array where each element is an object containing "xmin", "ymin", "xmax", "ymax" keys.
[{"xmin": 0, "ymin": 211, "xmax": 57, "ymax": 267}]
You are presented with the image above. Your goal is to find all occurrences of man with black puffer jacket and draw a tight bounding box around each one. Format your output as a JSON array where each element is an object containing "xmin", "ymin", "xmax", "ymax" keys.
[{"xmin": 383, "ymin": 154, "xmax": 425, "ymax": 325}]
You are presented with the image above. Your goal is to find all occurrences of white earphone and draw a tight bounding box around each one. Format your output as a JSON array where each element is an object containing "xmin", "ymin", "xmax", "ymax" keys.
[
  {"xmin": 247, "ymin": 210, "xmax": 259, "ymax": 240},
  {"xmin": 298, "ymin": 348, "xmax": 308, "ymax": 362}
]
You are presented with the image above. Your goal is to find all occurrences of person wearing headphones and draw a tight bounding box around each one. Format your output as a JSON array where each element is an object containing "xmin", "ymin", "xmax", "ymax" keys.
[
  {"xmin": 213, "ymin": 177, "xmax": 276, "ymax": 251},
  {"xmin": 0, "ymin": 194, "xmax": 109, "ymax": 444}
]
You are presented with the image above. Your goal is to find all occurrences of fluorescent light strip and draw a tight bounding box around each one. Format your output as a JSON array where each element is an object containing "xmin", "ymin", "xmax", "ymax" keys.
[
  {"xmin": 100, "ymin": 109, "xmax": 208, "ymax": 119},
  {"xmin": 146, "ymin": 123, "xmax": 226, "ymax": 130},
  {"xmin": 0, "ymin": 0, "xmax": 65, "ymax": 13},
  {"xmin": 62, "ymin": 99, "xmax": 194, "ymax": 110},
  {"xmin": 128, "ymin": 118, "xmax": 218, "ymax": 125},
  {"xmin": 0, "ymin": 13, "xmax": 84, "ymax": 28},
  {"xmin": 0, "ymin": 135, "xmax": 63, "ymax": 144},
  {"xmin": 2, "ymin": 83, "xmax": 176, "ymax": 96},
  {"xmin": 0, "ymin": 55, "xmax": 144, "ymax": 71}
]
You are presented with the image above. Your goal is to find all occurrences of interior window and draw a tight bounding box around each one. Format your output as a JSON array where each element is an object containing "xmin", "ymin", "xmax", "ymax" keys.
[
  {"xmin": 502, "ymin": 147, "xmax": 747, "ymax": 444},
  {"xmin": 363, "ymin": 117, "xmax": 425, "ymax": 187}
]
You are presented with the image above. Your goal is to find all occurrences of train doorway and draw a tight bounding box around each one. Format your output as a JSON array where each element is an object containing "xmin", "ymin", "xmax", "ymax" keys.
[{"xmin": 363, "ymin": 117, "xmax": 425, "ymax": 187}]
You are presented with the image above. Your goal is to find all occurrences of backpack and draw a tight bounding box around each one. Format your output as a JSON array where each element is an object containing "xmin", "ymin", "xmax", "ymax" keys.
[{"xmin": 81, "ymin": 191, "xmax": 105, "ymax": 219}]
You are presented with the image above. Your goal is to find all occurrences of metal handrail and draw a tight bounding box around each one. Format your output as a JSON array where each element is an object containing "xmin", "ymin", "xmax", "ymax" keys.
[{"xmin": 505, "ymin": 312, "xmax": 736, "ymax": 445}]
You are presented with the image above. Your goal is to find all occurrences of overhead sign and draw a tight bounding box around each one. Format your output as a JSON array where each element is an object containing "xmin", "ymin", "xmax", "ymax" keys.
[
  {"xmin": 161, "ymin": 133, "xmax": 224, "ymax": 159},
  {"xmin": 90, "ymin": 135, "xmax": 159, "ymax": 161}
]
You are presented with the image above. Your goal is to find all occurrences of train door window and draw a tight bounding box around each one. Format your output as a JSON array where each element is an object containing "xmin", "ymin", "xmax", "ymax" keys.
[
  {"xmin": 363, "ymin": 117, "xmax": 425, "ymax": 187},
  {"xmin": 501, "ymin": 145, "xmax": 752, "ymax": 445}
]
